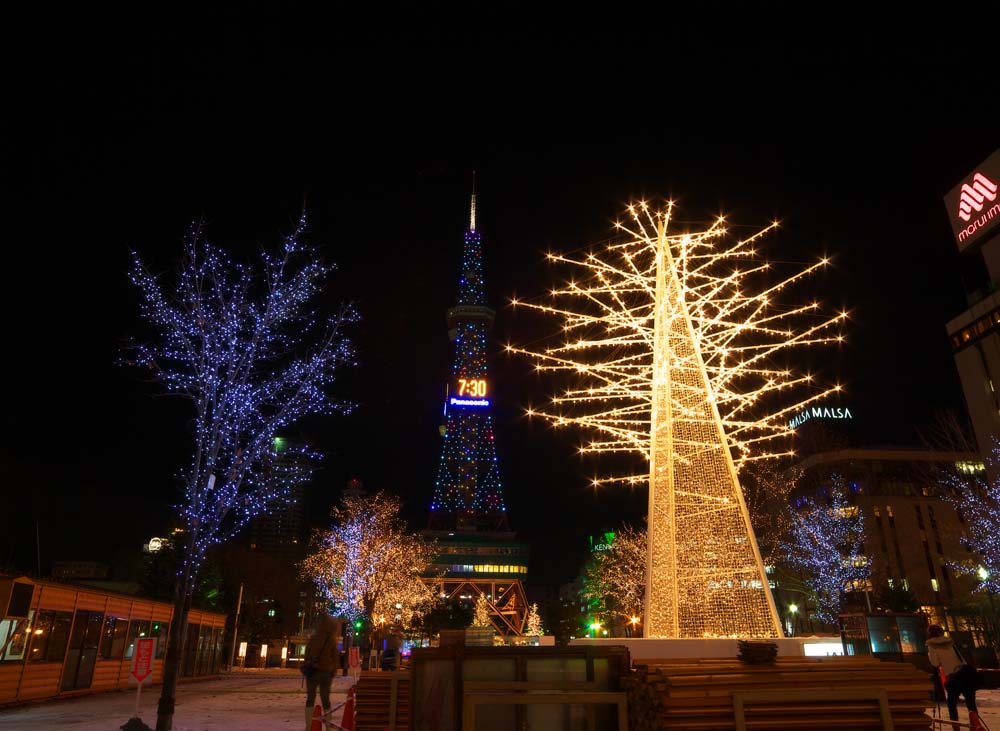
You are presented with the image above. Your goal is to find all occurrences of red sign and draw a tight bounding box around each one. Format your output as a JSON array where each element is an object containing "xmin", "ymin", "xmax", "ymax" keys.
[
  {"xmin": 348, "ymin": 646, "xmax": 360, "ymax": 669},
  {"xmin": 130, "ymin": 638, "xmax": 156, "ymax": 685},
  {"xmin": 944, "ymin": 149, "xmax": 1000, "ymax": 252}
]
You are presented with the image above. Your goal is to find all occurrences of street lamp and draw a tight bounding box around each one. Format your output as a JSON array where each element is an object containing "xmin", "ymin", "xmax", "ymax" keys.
[
  {"xmin": 979, "ymin": 566, "xmax": 998, "ymax": 646},
  {"xmin": 787, "ymin": 604, "xmax": 799, "ymax": 637}
]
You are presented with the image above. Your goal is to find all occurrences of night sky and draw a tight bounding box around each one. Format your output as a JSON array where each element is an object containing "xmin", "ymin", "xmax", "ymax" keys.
[{"xmin": 2, "ymin": 12, "xmax": 997, "ymax": 596}]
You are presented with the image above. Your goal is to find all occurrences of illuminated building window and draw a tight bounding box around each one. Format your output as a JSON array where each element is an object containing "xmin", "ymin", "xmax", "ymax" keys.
[{"xmin": 931, "ymin": 578, "xmax": 940, "ymax": 593}]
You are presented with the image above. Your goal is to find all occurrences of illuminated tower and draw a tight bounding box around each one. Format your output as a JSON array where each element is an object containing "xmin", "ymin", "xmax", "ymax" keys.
[
  {"xmin": 428, "ymin": 188, "xmax": 509, "ymax": 532},
  {"xmin": 423, "ymin": 187, "xmax": 529, "ymax": 636}
]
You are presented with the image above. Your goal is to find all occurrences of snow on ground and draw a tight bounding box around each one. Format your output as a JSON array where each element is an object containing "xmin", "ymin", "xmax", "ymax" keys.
[
  {"xmin": 2, "ymin": 669, "xmax": 999, "ymax": 730},
  {"xmin": 930, "ymin": 687, "xmax": 1000, "ymax": 728},
  {"xmin": 0, "ymin": 669, "xmax": 355, "ymax": 731}
]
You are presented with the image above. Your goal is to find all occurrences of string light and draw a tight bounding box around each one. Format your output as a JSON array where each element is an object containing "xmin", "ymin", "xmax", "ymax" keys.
[
  {"xmin": 430, "ymin": 197, "xmax": 508, "ymax": 528},
  {"xmin": 582, "ymin": 525, "xmax": 646, "ymax": 623},
  {"xmin": 784, "ymin": 477, "xmax": 870, "ymax": 624},
  {"xmin": 302, "ymin": 492, "xmax": 437, "ymax": 626},
  {"xmin": 124, "ymin": 213, "xmax": 357, "ymax": 578},
  {"xmin": 525, "ymin": 603, "xmax": 544, "ymax": 636},
  {"xmin": 510, "ymin": 201, "xmax": 844, "ymax": 638},
  {"xmin": 942, "ymin": 441, "xmax": 1000, "ymax": 595}
]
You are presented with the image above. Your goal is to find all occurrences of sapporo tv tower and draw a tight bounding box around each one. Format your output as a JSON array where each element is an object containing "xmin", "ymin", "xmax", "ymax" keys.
[{"xmin": 422, "ymin": 182, "xmax": 529, "ymax": 636}]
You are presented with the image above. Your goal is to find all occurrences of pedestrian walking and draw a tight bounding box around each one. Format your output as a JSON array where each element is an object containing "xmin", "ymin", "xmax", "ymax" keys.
[
  {"xmin": 301, "ymin": 613, "xmax": 343, "ymax": 730},
  {"xmin": 926, "ymin": 624, "xmax": 983, "ymax": 729}
]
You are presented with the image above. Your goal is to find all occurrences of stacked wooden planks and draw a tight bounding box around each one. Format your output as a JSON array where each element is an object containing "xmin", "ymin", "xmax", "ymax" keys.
[
  {"xmin": 624, "ymin": 656, "xmax": 934, "ymax": 731},
  {"xmin": 354, "ymin": 670, "xmax": 411, "ymax": 731}
]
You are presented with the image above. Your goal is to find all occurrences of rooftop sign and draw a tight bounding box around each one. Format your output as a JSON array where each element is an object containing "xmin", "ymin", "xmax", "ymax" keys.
[
  {"xmin": 944, "ymin": 149, "xmax": 1000, "ymax": 252},
  {"xmin": 788, "ymin": 405, "xmax": 854, "ymax": 430}
]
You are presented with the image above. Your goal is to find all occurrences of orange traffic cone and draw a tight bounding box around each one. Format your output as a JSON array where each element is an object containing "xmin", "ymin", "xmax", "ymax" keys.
[
  {"xmin": 340, "ymin": 686, "xmax": 356, "ymax": 731},
  {"xmin": 310, "ymin": 702, "xmax": 323, "ymax": 731},
  {"xmin": 970, "ymin": 711, "xmax": 987, "ymax": 731}
]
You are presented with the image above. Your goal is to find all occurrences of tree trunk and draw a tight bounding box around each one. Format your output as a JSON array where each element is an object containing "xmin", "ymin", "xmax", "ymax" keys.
[{"xmin": 155, "ymin": 560, "xmax": 195, "ymax": 731}]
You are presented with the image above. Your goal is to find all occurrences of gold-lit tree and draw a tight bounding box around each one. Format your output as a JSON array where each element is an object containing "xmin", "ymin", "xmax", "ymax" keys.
[
  {"xmin": 302, "ymin": 492, "xmax": 437, "ymax": 635},
  {"xmin": 509, "ymin": 201, "xmax": 845, "ymax": 638},
  {"xmin": 582, "ymin": 525, "xmax": 647, "ymax": 624}
]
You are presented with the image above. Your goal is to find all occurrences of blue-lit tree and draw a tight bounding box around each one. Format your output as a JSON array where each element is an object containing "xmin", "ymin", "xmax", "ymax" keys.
[
  {"xmin": 782, "ymin": 478, "xmax": 870, "ymax": 626},
  {"xmin": 123, "ymin": 214, "xmax": 355, "ymax": 731},
  {"xmin": 941, "ymin": 442, "xmax": 1000, "ymax": 648},
  {"xmin": 942, "ymin": 442, "xmax": 1000, "ymax": 595}
]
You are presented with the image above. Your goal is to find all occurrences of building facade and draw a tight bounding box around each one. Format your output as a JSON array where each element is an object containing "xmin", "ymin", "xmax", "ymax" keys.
[
  {"xmin": 0, "ymin": 576, "xmax": 226, "ymax": 705},
  {"xmin": 788, "ymin": 448, "xmax": 982, "ymax": 633},
  {"xmin": 944, "ymin": 148, "xmax": 1000, "ymax": 455}
]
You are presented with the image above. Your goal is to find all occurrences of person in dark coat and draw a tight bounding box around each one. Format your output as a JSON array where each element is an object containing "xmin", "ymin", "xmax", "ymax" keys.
[
  {"xmin": 380, "ymin": 628, "xmax": 404, "ymax": 671},
  {"xmin": 926, "ymin": 624, "xmax": 981, "ymax": 728},
  {"xmin": 304, "ymin": 613, "xmax": 343, "ymax": 729}
]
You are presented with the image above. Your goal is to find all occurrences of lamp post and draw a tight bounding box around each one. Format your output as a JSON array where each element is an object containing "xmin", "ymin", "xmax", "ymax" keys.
[
  {"xmin": 788, "ymin": 604, "xmax": 799, "ymax": 637},
  {"xmin": 980, "ymin": 566, "xmax": 998, "ymax": 649},
  {"xmin": 228, "ymin": 583, "xmax": 244, "ymax": 671}
]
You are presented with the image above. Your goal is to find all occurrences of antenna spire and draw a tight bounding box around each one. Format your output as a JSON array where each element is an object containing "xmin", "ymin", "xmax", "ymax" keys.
[{"xmin": 470, "ymin": 171, "xmax": 477, "ymax": 231}]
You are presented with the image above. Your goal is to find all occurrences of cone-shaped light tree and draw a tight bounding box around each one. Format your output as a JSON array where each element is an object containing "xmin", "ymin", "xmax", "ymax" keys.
[{"xmin": 510, "ymin": 201, "xmax": 845, "ymax": 638}]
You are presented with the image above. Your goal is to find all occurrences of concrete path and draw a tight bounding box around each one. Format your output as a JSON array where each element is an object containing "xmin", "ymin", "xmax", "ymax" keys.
[{"xmin": 0, "ymin": 670, "xmax": 355, "ymax": 731}]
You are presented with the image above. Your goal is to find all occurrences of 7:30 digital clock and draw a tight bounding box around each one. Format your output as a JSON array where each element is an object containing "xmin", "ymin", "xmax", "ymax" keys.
[{"xmin": 456, "ymin": 378, "xmax": 488, "ymax": 398}]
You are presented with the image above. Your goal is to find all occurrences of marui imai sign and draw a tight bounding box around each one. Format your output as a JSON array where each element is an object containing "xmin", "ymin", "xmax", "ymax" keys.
[
  {"xmin": 788, "ymin": 405, "xmax": 854, "ymax": 430},
  {"xmin": 944, "ymin": 149, "xmax": 1000, "ymax": 252}
]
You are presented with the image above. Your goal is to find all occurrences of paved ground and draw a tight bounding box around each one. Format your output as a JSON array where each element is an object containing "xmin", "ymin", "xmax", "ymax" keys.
[
  {"xmin": 2, "ymin": 670, "xmax": 999, "ymax": 730},
  {"xmin": 0, "ymin": 670, "xmax": 356, "ymax": 731}
]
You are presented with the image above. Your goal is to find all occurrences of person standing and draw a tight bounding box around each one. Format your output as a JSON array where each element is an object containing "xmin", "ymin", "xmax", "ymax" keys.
[
  {"xmin": 926, "ymin": 624, "xmax": 982, "ymax": 729},
  {"xmin": 303, "ymin": 613, "xmax": 343, "ymax": 730},
  {"xmin": 380, "ymin": 628, "xmax": 404, "ymax": 671}
]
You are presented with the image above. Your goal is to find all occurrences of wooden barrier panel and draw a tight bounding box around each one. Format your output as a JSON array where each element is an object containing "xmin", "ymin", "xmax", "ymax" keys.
[
  {"xmin": 355, "ymin": 671, "xmax": 411, "ymax": 731},
  {"xmin": 624, "ymin": 656, "xmax": 934, "ymax": 731}
]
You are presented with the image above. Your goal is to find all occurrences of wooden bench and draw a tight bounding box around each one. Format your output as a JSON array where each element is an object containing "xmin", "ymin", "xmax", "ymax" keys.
[{"xmin": 461, "ymin": 680, "xmax": 628, "ymax": 731}]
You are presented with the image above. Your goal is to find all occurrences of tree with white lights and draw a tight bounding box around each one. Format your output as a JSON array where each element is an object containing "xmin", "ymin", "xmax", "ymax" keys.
[
  {"xmin": 582, "ymin": 525, "xmax": 646, "ymax": 626},
  {"xmin": 525, "ymin": 603, "xmax": 544, "ymax": 637},
  {"xmin": 472, "ymin": 592, "xmax": 491, "ymax": 627},
  {"xmin": 782, "ymin": 478, "xmax": 870, "ymax": 626},
  {"xmin": 302, "ymin": 492, "xmax": 437, "ymax": 645},
  {"xmin": 124, "ymin": 214, "xmax": 355, "ymax": 731}
]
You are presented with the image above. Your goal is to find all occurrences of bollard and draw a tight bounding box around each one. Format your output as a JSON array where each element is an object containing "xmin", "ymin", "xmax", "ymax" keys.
[
  {"xmin": 340, "ymin": 686, "xmax": 356, "ymax": 731},
  {"xmin": 310, "ymin": 702, "xmax": 323, "ymax": 731}
]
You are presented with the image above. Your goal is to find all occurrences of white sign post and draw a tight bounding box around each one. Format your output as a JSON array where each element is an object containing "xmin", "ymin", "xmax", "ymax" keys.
[{"xmin": 129, "ymin": 638, "xmax": 156, "ymax": 718}]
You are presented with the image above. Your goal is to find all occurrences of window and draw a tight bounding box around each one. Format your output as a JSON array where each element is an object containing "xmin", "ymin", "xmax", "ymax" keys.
[
  {"xmin": 0, "ymin": 612, "xmax": 33, "ymax": 662},
  {"xmin": 125, "ymin": 620, "xmax": 151, "ymax": 659},
  {"xmin": 151, "ymin": 621, "xmax": 169, "ymax": 659},
  {"xmin": 28, "ymin": 610, "xmax": 73, "ymax": 662},
  {"xmin": 100, "ymin": 616, "xmax": 128, "ymax": 659},
  {"xmin": 931, "ymin": 578, "xmax": 940, "ymax": 592}
]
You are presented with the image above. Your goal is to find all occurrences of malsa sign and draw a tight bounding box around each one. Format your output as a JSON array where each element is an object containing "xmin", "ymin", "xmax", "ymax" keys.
[{"xmin": 944, "ymin": 148, "xmax": 1000, "ymax": 252}]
